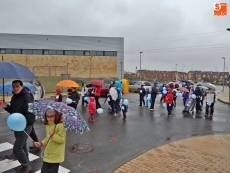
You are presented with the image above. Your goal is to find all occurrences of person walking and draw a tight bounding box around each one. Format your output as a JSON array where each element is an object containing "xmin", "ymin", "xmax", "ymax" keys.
[
  {"xmin": 81, "ymin": 83, "xmax": 88, "ymax": 106},
  {"xmin": 139, "ymin": 85, "xmax": 146, "ymax": 106},
  {"xmin": 34, "ymin": 109, "xmax": 66, "ymax": 173},
  {"xmin": 88, "ymin": 97, "xmax": 96, "ymax": 122},
  {"xmin": 204, "ymin": 89, "xmax": 216, "ymax": 119},
  {"xmin": 108, "ymin": 84, "xmax": 118, "ymax": 116},
  {"xmin": 94, "ymin": 85, "xmax": 101, "ymax": 109},
  {"xmin": 164, "ymin": 88, "xmax": 174, "ymax": 116},
  {"xmin": 34, "ymin": 80, "xmax": 45, "ymax": 102},
  {"xmin": 150, "ymin": 84, "xmax": 158, "ymax": 111},
  {"xmin": 55, "ymin": 88, "xmax": 62, "ymax": 102},
  {"xmin": 70, "ymin": 87, "xmax": 80, "ymax": 109},
  {"xmin": 0, "ymin": 80, "xmax": 35, "ymax": 173}
]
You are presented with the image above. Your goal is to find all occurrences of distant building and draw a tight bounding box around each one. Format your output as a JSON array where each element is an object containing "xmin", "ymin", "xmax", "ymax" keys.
[{"xmin": 0, "ymin": 33, "xmax": 124, "ymax": 79}]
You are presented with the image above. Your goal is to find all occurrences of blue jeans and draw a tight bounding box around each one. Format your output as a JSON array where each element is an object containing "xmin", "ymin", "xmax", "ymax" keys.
[
  {"xmin": 145, "ymin": 97, "xmax": 148, "ymax": 107},
  {"xmin": 13, "ymin": 125, "xmax": 32, "ymax": 168},
  {"xmin": 115, "ymin": 99, "xmax": 121, "ymax": 113}
]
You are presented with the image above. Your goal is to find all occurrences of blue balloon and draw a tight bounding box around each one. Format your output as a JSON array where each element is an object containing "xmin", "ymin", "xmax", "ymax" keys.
[
  {"xmin": 123, "ymin": 99, "xmax": 129, "ymax": 105},
  {"xmin": 107, "ymin": 97, "xmax": 110, "ymax": 102},
  {"xmin": 66, "ymin": 98, "xmax": 73, "ymax": 104},
  {"xmin": 162, "ymin": 103, "xmax": 167, "ymax": 108},
  {"xmin": 176, "ymin": 93, "xmax": 182, "ymax": 97},
  {"xmin": 163, "ymin": 90, "xmax": 167, "ymax": 94},
  {"xmin": 163, "ymin": 87, "xmax": 166, "ymax": 90},
  {"xmin": 97, "ymin": 108, "xmax": 103, "ymax": 114},
  {"xmin": 7, "ymin": 113, "xmax": 26, "ymax": 131},
  {"xmin": 84, "ymin": 97, "xmax": 88, "ymax": 101},
  {"xmin": 191, "ymin": 94, "xmax": 196, "ymax": 99}
]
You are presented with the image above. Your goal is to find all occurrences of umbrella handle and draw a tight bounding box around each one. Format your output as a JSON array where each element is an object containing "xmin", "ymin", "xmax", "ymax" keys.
[{"xmin": 24, "ymin": 130, "xmax": 34, "ymax": 143}]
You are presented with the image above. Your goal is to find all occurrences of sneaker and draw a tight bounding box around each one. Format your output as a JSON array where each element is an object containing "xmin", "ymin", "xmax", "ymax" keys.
[
  {"xmin": 16, "ymin": 165, "xmax": 32, "ymax": 173},
  {"xmin": 204, "ymin": 114, "xmax": 208, "ymax": 118},
  {"xmin": 168, "ymin": 114, "xmax": 172, "ymax": 117},
  {"xmin": 150, "ymin": 109, "xmax": 153, "ymax": 111},
  {"xmin": 5, "ymin": 153, "xmax": 17, "ymax": 160},
  {"xmin": 114, "ymin": 113, "xmax": 117, "ymax": 117}
]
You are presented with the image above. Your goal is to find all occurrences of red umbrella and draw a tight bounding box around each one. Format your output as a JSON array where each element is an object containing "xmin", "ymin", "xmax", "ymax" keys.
[{"xmin": 90, "ymin": 79, "xmax": 104, "ymax": 86}]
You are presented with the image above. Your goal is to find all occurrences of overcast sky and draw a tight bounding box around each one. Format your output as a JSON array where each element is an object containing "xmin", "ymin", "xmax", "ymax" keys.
[{"xmin": 0, "ymin": 0, "xmax": 229, "ymax": 73}]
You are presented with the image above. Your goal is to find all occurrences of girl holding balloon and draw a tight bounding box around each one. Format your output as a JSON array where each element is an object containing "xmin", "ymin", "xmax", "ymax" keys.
[
  {"xmin": 88, "ymin": 97, "xmax": 96, "ymax": 122},
  {"xmin": 34, "ymin": 109, "xmax": 66, "ymax": 173}
]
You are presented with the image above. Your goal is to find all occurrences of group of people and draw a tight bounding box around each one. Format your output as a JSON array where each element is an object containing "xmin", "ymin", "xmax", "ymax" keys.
[{"xmin": 138, "ymin": 82, "xmax": 217, "ymax": 118}]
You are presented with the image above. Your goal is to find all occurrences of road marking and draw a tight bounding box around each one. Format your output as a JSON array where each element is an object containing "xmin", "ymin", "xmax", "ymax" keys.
[
  {"xmin": 35, "ymin": 166, "xmax": 70, "ymax": 173},
  {"xmin": 0, "ymin": 142, "xmax": 70, "ymax": 172}
]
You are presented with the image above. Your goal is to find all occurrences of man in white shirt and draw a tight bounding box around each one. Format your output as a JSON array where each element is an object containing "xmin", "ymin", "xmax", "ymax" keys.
[{"xmin": 204, "ymin": 89, "xmax": 216, "ymax": 119}]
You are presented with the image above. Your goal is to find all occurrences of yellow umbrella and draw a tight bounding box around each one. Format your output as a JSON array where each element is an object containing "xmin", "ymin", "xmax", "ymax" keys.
[{"xmin": 56, "ymin": 80, "xmax": 80, "ymax": 88}]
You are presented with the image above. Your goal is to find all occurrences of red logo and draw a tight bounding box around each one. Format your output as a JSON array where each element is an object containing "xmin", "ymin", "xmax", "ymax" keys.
[{"xmin": 214, "ymin": 3, "xmax": 227, "ymax": 16}]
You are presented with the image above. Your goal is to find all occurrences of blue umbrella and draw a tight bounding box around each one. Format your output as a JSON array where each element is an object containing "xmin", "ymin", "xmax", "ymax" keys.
[
  {"xmin": 0, "ymin": 82, "xmax": 37, "ymax": 95},
  {"xmin": 0, "ymin": 61, "xmax": 36, "ymax": 101}
]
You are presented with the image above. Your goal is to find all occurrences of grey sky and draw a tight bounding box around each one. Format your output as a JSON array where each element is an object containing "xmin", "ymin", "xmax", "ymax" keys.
[{"xmin": 0, "ymin": 0, "xmax": 229, "ymax": 73}]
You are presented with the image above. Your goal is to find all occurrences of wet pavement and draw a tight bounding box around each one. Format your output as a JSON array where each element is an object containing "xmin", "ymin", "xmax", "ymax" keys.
[{"xmin": 0, "ymin": 91, "xmax": 230, "ymax": 173}]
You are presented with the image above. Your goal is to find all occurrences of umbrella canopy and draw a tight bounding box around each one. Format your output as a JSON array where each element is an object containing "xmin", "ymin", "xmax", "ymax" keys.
[
  {"xmin": 0, "ymin": 82, "xmax": 37, "ymax": 95},
  {"xmin": 0, "ymin": 62, "xmax": 36, "ymax": 79},
  {"xmin": 199, "ymin": 83, "xmax": 216, "ymax": 91},
  {"xmin": 0, "ymin": 61, "xmax": 36, "ymax": 101},
  {"xmin": 75, "ymin": 78, "xmax": 86, "ymax": 84},
  {"xmin": 28, "ymin": 100, "xmax": 90, "ymax": 134},
  {"xmin": 90, "ymin": 79, "xmax": 104, "ymax": 86},
  {"xmin": 56, "ymin": 80, "xmax": 79, "ymax": 88}
]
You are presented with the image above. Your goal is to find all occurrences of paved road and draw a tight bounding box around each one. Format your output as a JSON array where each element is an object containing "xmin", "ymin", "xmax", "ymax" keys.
[{"xmin": 0, "ymin": 92, "xmax": 230, "ymax": 173}]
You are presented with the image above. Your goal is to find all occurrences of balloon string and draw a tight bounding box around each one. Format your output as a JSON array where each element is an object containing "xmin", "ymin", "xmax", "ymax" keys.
[{"xmin": 23, "ymin": 130, "xmax": 34, "ymax": 143}]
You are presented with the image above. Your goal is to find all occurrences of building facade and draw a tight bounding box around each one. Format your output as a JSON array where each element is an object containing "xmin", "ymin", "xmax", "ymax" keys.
[{"xmin": 0, "ymin": 33, "xmax": 124, "ymax": 79}]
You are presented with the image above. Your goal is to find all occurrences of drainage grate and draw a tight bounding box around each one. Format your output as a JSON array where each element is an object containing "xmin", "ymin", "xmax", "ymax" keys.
[{"xmin": 68, "ymin": 143, "xmax": 93, "ymax": 154}]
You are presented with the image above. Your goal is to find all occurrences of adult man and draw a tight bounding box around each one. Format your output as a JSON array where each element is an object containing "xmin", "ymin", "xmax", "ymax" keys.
[
  {"xmin": 0, "ymin": 80, "xmax": 35, "ymax": 173},
  {"xmin": 150, "ymin": 83, "xmax": 158, "ymax": 111}
]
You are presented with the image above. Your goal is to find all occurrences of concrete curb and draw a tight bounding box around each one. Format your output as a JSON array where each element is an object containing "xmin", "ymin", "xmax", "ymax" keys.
[{"xmin": 217, "ymin": 98, "xmax": 230, "ymax": 105}]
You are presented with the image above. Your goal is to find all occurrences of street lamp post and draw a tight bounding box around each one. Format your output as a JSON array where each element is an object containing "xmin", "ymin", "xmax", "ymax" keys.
[
  {"xmin": 140, "ymin": 52, "xmax": 143, "ymax": 81},
  {"xmin": 175, "ymin": 64, "xmax": 178, "ymax": 80},
  {"xmin": 182, "ymin": 66, "xmax": 185, "ymax": 79},
  {"xmin": 222, "ymin": 57, "xmax": 225, "ymax": 91},
  {"xmin": 120, "ymin": 61, "xmax": 123, "ymax": 80}
]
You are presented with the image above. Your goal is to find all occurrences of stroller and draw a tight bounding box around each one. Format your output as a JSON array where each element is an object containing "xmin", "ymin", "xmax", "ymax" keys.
[{"xmin": 182, "ymin": 97, "xmax": 196, "ymax": 114}]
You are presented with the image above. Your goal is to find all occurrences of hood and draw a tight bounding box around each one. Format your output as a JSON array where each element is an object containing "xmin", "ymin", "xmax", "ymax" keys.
[
  {"xmin": 90, "ymin": 97, "xmax": 95, "ymax": 102},
  {"xmin": 13, "ymin": 87, "xmax": 29, "ymax": 96},
  {"xmin": 56, "ymin": 88, "xmax": 61, "ymax": 94},
  {"xmin": 35, "ymin": 80, "xmax": 41, "ymax": 86}
]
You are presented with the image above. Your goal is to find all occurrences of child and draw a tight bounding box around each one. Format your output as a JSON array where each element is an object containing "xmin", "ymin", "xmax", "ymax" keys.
[
  {"xmin": 88, "ymin": 97, "xmax": 96, "ymax": 122},
  {"xmin": 34, "ymin": 109, "xmax": 66, "ymax": 173},
  {"xmin": 55, "ymin": 88, "xmax": 62, "ymax": 102},
  {"xmin": 182, "ymin": 91, "xmax": 189, "ymax": 106},
  {"xmin": 204, "ymin": 90, "xmax": 216, "ymax": 119},
  {"xmin": 164, "ymin": 88, "xmax": 174, "ymax": 116},
  {"xmin": 145, "ymin": 89, "xmax": 150, "ymax": 107},
  {"xmin": 121, "ymin": 101, "xmax": 128, "ymax": 120},
  {"xmin": 172, "ymin": 89, "xmax": 177, "ymax": 108}
]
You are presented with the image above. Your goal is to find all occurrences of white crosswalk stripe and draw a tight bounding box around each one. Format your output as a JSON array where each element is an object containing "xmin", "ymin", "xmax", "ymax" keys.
[{"xmin": 0, "ymin": 142, "xmax": 70, "ymax": 173}]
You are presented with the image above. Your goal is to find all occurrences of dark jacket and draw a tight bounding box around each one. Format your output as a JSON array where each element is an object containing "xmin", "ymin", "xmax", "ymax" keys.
[
  {"xmin": 151, "ymin": 86, "xmax": 158, "ymax": 98},
  {"xmin": 5, "ymin": 87, "xmax": 35, "ymax": 126},
  {"xmin": 139, "ymin": 88, "xmax": 146, "ymax": 96},
  {"xmin": 71, "ymin": 91, "xmax": 80, "ymax": 104}
]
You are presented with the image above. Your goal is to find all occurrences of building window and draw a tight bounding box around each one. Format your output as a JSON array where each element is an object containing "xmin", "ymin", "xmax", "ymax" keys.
[
  {"xmin": 65, "ymin": 50, "xmax": 75, "ymax": 55},
  {"xmin": 114, "ymin": 51, "xmax": 117, "ymax": 56},
  {"xmin": 32, "ymin": 49, "xmax": 43, "ymax": 55},
  {"xmin": 6, "ymin": 49, "xmax": 14, "ymax": 54},
  {"xmin": 0, "ymin": 49, "xmax": 6, "ymax": 54},
  {"xmin": 22, "ymin": 49, "xmax": 32, "ymax": 54},
  {"xmin": 48, "ymin": 50, "xmax": 56, "ymax": 55},
  {"xmin": 84, "ymin": 51, "xmax": 90, "ymax": 56},
  {"xmin": 90, "ymin": 51, "xmax": 96, "ymax": 56},
  {"xmin": 104, "ymin": 51, "xmax": 114, "ymax": 56},
  {"xmin": 96, "ymin": 51, "xmax": 103, "ymax": 56},
  {"xmin": 56, "ymin": 50, "xmax": 64, "ymax": 55},
  {"xmin": 43, "ymin": 50, "xmax": 49, "ymax": 55},
  {"xmin": 13, "ymin": 49, "xmax": 21, "ymax": 54},
  {"xmin": 75, "ymin": 50, "xmax": 83, "ymax": 55}
]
